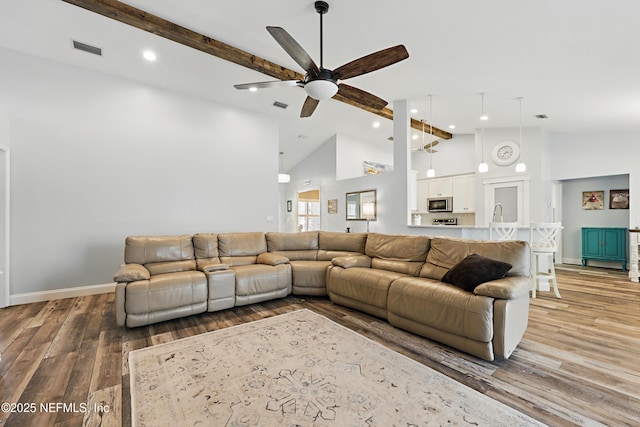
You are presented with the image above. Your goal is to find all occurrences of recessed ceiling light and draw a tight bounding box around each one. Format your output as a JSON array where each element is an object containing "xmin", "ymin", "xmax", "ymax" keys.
[
  {"xmin": 480, "ymin": 115, "xmax": 488, "ymax": 121},
  {"xmin": 410, "ymin": 108, "xmax": 418, "ymax": 114},
  {"xmin": 248, "ymin": 86, "xmax": 258, "ymax": 92},
  {"xmin": 449, "ymin": 125, "xmax": 456, "ymax": 129},
  {"xmin": 412, "ymin": 134, "xmax": 419, "ymax": 140},
  {"xmin": 372, "ymin": 121, "xmax": 381, "ymax": 128},
  {"xmin": 143, "ymin": 50, "xmax": 156, "ymax": 61}
]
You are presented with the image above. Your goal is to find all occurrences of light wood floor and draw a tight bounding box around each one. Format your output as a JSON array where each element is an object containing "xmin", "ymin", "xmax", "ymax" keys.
[{"xmin": 1, "ymin": 266, "xmax": 639, "ymax": 426}]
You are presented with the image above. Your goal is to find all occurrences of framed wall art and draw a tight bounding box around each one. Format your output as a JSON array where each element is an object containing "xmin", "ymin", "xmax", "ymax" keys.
[
  {"xmin": 582, "ymin": 191, "xmax": 604, "ymax": 210},
  {"xmin": 328, "ymin": 199, "xmax": 338, "ymax": 214},
  {"xmin": 609, "ymin": 189, "xmax": 629, "ymax": 209}
]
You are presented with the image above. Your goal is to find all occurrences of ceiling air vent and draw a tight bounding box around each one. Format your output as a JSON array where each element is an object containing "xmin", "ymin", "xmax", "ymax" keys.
[
  {"xmin": 72, "ymin": 40, "xmax": 103, "ymax": 56},
  {"xmin": 534, "ymin": 114, "xmax": 548, "ymax": 119},
  {"xmin": 272, "ymin": 101, "xmax": 288, "ymax": 109}
]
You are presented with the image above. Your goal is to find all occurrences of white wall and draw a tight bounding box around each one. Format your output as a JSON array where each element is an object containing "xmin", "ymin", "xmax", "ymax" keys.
[
  {"xmin": 336, "ymin": 134, "xmax": 393, "ymax": 180},
  {"xmin": 412, "ymin": 133, "xmax": 475, "ymax": 179},
  {"xmin": 549, "ymin": 131, "xmax": 640, "ymax": 230},
  {"xmin": 0, "ymin": 48, "xmax": 280, "ymax": 295}
]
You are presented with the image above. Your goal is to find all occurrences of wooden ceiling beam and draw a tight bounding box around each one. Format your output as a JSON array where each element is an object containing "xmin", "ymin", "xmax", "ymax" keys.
[{"xmin": 61, "ymin": 0, "xmax": 452, "ymax": 140}]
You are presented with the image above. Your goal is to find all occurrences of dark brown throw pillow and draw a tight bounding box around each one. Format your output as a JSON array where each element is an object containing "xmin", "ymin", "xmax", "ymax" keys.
[{"xmin": 441, "ymin": 254, "xmax": 512, "ymax": 292}]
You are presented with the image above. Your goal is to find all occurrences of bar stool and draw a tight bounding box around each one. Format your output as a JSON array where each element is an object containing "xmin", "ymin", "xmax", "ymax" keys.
[
  {"xmin": 529, "ymin": 222, "xmax": 562, "ymax": 298},
  {"xmin": 489, "ymin": 221, "xmax": 518, "ymax": 241}
]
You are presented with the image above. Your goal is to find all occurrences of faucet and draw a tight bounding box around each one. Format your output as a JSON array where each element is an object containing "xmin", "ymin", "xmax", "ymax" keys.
[{"xmin": 492, "ymin": 203, "xmax": 504, "ymax": 223}]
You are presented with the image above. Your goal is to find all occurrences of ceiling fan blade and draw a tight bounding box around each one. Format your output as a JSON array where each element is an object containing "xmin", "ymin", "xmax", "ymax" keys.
[
  {"xmin": 234, "ymin": 80, "xmax": 301, "ymax": 90},
  {"xmin": 334, "ymin": 45, "xmax": 409, "ymax": 80},
  {"xmin": 300, "ymin": 96, "xmax": 320, "ymax": 118},
  {"xmin": 267, "ymin": 26, "xmax": 320, "ymax": 75},
  {"xmin": 424, "ymin": 140, "xmax": 440, "ymax": 149},
  {"xmin": 337, "ymin": 84, "xmax": 387, "ymax": 110}
]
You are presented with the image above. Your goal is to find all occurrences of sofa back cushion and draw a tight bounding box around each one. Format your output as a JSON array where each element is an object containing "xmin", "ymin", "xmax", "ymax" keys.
[
  {"xmin": 266, "ymin": 232, "xmax": 319, "ymax": 260},
  {"xmin": 421, "ymin": 237, "xmax": 530, "ymax": 280},
  {"xmin": 218, "ymin": 232, "xmax": 268, "ymax": 266},
  {"xmin": 193, "ymin": 233, "xmax": 223, "ymax": 270},
  {"xmin": 318, "ymin": 231, "xmax": 368, "ymax": 260},
  {"xmin": 365, "ymin": 233, "xmax": 430, "ymax": 276},
  {"xmin": 124, "ymin": 235, "xmax": 196, "ymax": 275}
]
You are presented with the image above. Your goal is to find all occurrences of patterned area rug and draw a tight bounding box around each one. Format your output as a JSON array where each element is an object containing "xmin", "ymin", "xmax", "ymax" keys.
[{"xmin": 129, "ymin": 309, "xmax": 545, "ymax": 426}]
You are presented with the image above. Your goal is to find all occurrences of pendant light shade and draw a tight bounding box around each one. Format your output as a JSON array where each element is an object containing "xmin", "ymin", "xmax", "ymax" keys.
[
  {"xmin": 278, "ymin": 151, "xmax": 291, "ymax": 183},
  {"xmin": 478, "ymin": 93, "xmax": 488, "ymax": 173},
  {"xmin": 515, "ymin": 97, "xmax": 527, "ymax": 172}
]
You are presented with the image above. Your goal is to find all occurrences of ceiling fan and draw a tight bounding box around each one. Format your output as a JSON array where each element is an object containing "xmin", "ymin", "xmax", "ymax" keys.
[
  {"xmin": 234, "ymin": 1, "xmax": 409, "ymax": 118},
  {"xmin": 412, "ymin": 141, "xmax": 439, "ymax": 153}
]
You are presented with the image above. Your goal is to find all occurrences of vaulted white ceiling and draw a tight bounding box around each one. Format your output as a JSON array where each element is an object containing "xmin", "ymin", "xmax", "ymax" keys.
[{"xmin": 2, "ymin": 0, "xmax": 640, "ymax": 171}]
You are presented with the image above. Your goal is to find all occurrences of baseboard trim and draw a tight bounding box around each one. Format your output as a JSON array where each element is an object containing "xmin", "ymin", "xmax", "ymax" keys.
[{"xmin": 10, "ymin": 283, "xmax": 116, "ymax": 306}]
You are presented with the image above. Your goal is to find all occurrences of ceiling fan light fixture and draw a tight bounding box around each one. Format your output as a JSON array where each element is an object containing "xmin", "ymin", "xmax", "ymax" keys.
[{"xmin": 304, "ymin": 79, "xmax": 338, "ymax": 100}]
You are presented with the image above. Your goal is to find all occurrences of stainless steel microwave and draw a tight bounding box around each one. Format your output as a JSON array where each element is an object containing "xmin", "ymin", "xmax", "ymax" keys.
[{"xmin": 427, "ymin": 197, "xmax": 453, "ymax": 212}]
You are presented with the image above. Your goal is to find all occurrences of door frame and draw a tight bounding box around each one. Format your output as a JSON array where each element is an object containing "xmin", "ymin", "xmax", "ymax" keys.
[{"xmin": 0, "ymin": 144, "xmax": 9, "ymax": 308}]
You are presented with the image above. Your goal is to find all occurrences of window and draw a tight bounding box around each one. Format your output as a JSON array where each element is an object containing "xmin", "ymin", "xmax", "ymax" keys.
[{"xmin": 297, "ymin": 200, "xmax": 320, "ymax": 231}]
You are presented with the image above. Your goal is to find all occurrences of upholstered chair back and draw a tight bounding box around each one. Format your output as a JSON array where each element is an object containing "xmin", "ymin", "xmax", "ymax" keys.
[
  {"xmin": 318, "ymin": 231, "xmax": 368, "ymax": 260},
  {"xmin": 218, "ymin": 232, "xmax": 268, "ymax": 266},
  {"xmin": 365, "ymin": 233, "xmax": 430, "ymax": 276},
  {"xmin": 266, "ymin": 231, "xmax": 319, "ymax": 260},
  {"xmin": 192, "ymin": 233, "xmax": 223, "ymax": 270},
  {"xmin": 124, "ymin": 235, "xmax": 196, "ymax": 275},
  {"xmin": 421, "ymin": 237, "xmax": 530, "ymax": 280}
]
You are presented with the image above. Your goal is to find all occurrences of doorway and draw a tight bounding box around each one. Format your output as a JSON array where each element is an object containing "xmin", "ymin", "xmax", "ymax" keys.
[
  {"xmin": 296, "ymin": 189, "xmax": 320, "ymax": 232},
  {"xmin": 0, "ymin": 145, "xmax": 9, "ymax": 308}
]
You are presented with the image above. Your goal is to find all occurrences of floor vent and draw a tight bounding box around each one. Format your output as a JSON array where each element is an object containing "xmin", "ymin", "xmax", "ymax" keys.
[
  {"xmin": 72, "ymin": 40, "xmax": 103, "ymax": 56},
  {"xmin": 273, "ymin": 101, "xmax": 288, "ymax": 109}
]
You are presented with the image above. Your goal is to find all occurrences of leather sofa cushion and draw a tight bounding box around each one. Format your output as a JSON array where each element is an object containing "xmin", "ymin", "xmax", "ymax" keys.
[
  {"xmin": 267, "ymin": 232, "xmax": 318, "ymax": 251},
  {"xmin": 125, "ymin": 235, "xmax": 195, "ymax": 265},
  {"xmin": 266, "ymin": 232, "xmax": 318, "ymax": 261},
  {"xmin": 422, "ymin": 237, "xmax": 530, "ymax": 280},
  {"xmin": 319, "ymin": 231, "xmax": 367, "ymax": 253},
  {"xmin": 365, "ymin": 233, "xmax": 430, "ymax": 261},
  {"xmin": 328, "ymin": 267, "xmax": 406, "ymax": 310},
  {"xmin": 289, "ymin": 260, "xmax": 332, "ymax": 289},
  {"xmin": 193, "ymin": 233, "xmax": 223, "ymax": 270},
  {"xmin": 388, "ymin": 277, "xmax": 494, "ymax": 343},
  {"xmin": 218, "ymin": 232, "xmax": 268, "ymax": 266},
  {"xmin": 146, "ymin": 260, "xmax": 197, "ymax": 276},
  {"xmin": 364, "ymin": 233, "xmax": 430, "ymax": 275},
  {"xmin": 232, "ymin": 264, "xmax": 291, "ymax": 297},
  {"xmin": 124, "ymin": 271, "xmax": 207, "ymax": 314}
]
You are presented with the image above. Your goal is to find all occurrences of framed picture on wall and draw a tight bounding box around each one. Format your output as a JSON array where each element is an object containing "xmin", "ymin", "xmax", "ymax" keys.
[
  {"xmin": 610, "ymin": 189, "xmax": 629, "ymax": 209},
  {"xmin": 582, "ymin": 191, "xmax": 604, "ymax": 210},
  {"xmin": 328, "ymin": 199, "xmax": 338, "ymax": 214}
]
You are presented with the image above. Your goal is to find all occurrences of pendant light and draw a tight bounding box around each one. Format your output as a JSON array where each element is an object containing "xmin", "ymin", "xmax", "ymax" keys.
[
  {"xmin": 478, "ymin": 93, "xmax": 489, "ymax": 173},
  {"xmin": 426, "ymin": 95, "xmax": 435, "ymax": 178},
  {"xmin": 278, "ymin": 151, "xmax": 291, "ymax": 183},
  {"xmin": 515, "ymin": 97, "xmax": 527, "ymax": 172}
]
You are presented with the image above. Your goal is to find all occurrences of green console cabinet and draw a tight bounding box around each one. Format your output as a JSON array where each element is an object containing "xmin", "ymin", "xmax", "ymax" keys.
[{"xmin": 581, "ymin": 227, "xmax": 627, "ymax": 270}]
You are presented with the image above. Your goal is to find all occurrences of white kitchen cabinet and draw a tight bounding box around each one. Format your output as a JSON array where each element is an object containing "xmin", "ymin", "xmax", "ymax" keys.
[
  {"xmin": 416, "ymin": 179, "xmax": 429, "ymax": 212},
  {"xmin": 427, "ymin": 177, "xmax": 453, "ymax": 197},
  {"xmin": 452, "ymin": 174, "xmax": 475, "ymax": 213}
]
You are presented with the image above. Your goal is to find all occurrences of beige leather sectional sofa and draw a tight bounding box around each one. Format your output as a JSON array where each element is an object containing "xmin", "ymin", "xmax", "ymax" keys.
[{"xmin": 114, "ymin": 231, "xmax": 531, "ymax": 361}]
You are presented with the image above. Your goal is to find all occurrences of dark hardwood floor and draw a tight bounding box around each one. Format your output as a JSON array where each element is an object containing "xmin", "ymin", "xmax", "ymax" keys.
[{"xmin": 1, "ymin": 266, "xmax": 639, "ymax": 426}]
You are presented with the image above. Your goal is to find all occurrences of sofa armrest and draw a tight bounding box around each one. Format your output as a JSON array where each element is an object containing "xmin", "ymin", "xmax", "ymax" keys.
[
  {"xmin": 257, "ymin": 252, "xmax": 290, "ymax": 266},
  {"xmin": 114, "ymin": 263, "xmax": 150, "ymax": 282},
  {"xmin": 200, "ymin": 263, "xmax": 230, "ymax": 272},
  {"xmin": 474, "ymin": 275, "xmax": 531, "ymax": 300},
  {"xmin": 331, "ymin": 255, "xmax": 372, "ymax": 269}
]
